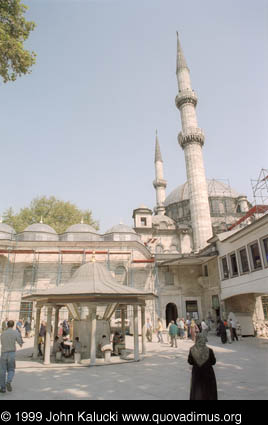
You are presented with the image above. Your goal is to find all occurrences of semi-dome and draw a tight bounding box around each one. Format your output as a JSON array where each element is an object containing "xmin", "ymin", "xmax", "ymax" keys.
[
  {"xmin": 165, "ymin": 179, "xmax": 241, "ymax": 206},
  {"xmin": 65, "ymin": 223, "xmax": 99, "ymax": 234},
  {"xmin": 0, "ymin": 223, "xmax": 16, "ymax": 240}
]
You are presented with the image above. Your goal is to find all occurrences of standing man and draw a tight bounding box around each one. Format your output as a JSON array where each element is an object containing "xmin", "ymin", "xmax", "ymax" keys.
[
  {"xmin": 178, "ymin": 318, "xmax": 185, "ymax": 339},
  {"xmin": 169, "ymin": 321, "xmax": 178, "ymax": 348},
  {"xmin": 0, "ymin": 320, "xmax": 23, "ymax": 393},
  {"xmin": 1, "ymin": 318, "xmax": 8, "ymax": 333},
  {"xmin": 146, "ymin": 318, "xmax": 153, "ymax": 342}
]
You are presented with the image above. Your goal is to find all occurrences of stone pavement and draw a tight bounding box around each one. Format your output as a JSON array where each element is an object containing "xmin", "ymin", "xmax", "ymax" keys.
[{"xmin": 0, "ymin": 333, "xmax": 267, "ymax": 400}]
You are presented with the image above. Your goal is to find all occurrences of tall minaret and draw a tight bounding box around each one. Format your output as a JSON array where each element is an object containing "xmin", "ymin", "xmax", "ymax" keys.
[
  {"xmin": 175, "ymin": 33, "xmax": 212, "ymax": 250},
  {"xmin": 153, "ymin": 130, "xmax": 167, "ymax": 215}
]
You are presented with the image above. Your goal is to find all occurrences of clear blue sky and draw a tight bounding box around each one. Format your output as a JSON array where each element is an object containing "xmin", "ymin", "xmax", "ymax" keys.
[{"xmin": 1, "ymin": 0, "xmax": 267, "ymax": 233}]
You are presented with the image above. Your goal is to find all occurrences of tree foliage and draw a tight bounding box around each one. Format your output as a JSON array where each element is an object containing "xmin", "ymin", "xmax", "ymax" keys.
[
  {"xmin": 3, "ymin": 196, "xmax": 99, "ymax": 234},
  {"xmin": 0, "ymin": 0, "xmax": 36, "ymax": 83}
]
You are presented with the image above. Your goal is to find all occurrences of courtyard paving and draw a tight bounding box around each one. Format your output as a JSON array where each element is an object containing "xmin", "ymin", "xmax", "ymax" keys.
[{"xmin": 1, "ymin": 333, "xmax": 267, "ymax": 400}]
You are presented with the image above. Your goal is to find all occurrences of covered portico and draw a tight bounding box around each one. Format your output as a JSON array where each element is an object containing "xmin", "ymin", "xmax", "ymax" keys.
[{"xmin": 22, "ymin": 260, "xmax": 156, "ymax": 365}]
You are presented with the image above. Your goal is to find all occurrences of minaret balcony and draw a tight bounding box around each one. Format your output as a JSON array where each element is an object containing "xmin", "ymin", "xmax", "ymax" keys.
[
  {"xmin": 175, "ymin": 90, "xmax": 197, "ymax": 109},
  {"xmin": 178, "ymin": 127, "xmax": 205, "ymax": 148},
  {"xmin": 153, "ymin": 178, "xmax": 167, "ymax": 189}
]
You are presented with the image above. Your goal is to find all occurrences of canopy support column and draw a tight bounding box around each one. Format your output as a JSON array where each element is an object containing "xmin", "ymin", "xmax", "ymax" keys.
[
  {"xmin": 141, "ymin": 305, "xmax": 146, "ymax": 354},
  {"xmin": 44, "ymin": 306, "xmax": 53, "ymax": 365},
  {"xmin": 33, "ymin": 305, "xmax": 42, "ymax": 359},
  {"xmin": 121, "ymin": 307, "xmax": 126, "ymax": 339},
  {"xmin": 53, "ymin": 306, "xmax": 60, "ymax": 340},
  {"xmin": 90, "ymin": 306, "xmax": 97, "ymax": 366},
  {"xmin": 133, "ymin": 305, "xmax": 139, "ymax": 361}
]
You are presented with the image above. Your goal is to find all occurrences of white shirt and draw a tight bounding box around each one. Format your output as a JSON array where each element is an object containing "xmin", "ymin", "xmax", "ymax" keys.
[{"xmin": 201, "ymin": 321, "xmax": 208, "ymax": 330}]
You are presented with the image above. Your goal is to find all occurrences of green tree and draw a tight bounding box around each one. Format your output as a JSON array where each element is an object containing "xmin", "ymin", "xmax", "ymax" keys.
[
  {"xmin": 3, "ymin": 196, "xmax": 99, "ymax": 234},
  {"xmin": 0, "ymin": 0, "xmax": 36, "ymax": 83}
]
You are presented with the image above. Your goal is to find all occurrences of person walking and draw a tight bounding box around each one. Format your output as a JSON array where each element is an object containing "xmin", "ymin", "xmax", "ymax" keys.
[
  {"xmin": 188, "ymin": 334, "xmax": 218, "ymax": 400},
  {"xmin": 169, "ymin": 321, "xmax": 178, "ymax": 347},
  {"xmin": 146, "ymin": 318, "xmax": 153, "ymax": 342},
  {"xmin": 0, "ymin": 320, "xmax": 23, "ymax": 393},
  {"xmin": 1, "ymin": 318, "xmax": 8, "ymax": 333},
  {"xmin": 229, "ymin": 318, "xmax": 239, "ymax": 341},
  {"xmin": 186, "ymin": 317, "xmax": 191, "ymax": 339},
  {"xmin": 201, "ymin": 319, "xmax": 208, "ymax": 340},
  {"xmin": 24, "ymin": 319, "xmax": 31, "ymax": 338},
  {"xmin": 218, "ymin": 319, "xmax": 227, "ymax": 344},
  {"xmin": 190, "ymin": 319, "xmax": 199, "ymax": 342},
  {"xmin": 156, "ymin": 318, "xmax": 164, "ymax": 343}
]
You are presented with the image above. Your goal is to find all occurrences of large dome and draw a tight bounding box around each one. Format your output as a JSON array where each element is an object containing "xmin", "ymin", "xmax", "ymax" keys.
[{"xmin": 165, "ymin": 179, "xmax": 241, "ymax": 206}]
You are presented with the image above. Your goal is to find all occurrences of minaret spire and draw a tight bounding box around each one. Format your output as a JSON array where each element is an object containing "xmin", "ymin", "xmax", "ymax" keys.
[
  {"xmin": 153, "ymin": 130, "xmax": 167, "ymax": 216},
  {"xmin": 154, "ymin": 129, "xmax": 163, "ymax": 163},
  {"xmin": 176, "ymin": 32, "xmax": 189, "ymax": 73},
  {"xmin": 175, "ymin": 34, "xmax": 212, "ymax": 250}
]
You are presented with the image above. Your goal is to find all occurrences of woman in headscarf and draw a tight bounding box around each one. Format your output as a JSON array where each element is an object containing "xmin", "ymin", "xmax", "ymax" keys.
[
  {"xmin": 218, "ymin": 319, "xmax": 227, "ymax": 344},
  {"xmin": 190, "ymin": 319, "xmax": 199, "ymax": 342},
  {"xmin": 188, "ymin": 334, "xmax": 218, "ymax": 400}
]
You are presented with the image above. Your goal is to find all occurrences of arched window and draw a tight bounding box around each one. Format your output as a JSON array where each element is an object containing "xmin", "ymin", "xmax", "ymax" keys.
[
  {"xmin": 236, "ymin": 204, "xmax": 241, "ymax": 213},
  {"xmin": 115, "ymin": 266, "xmax": 127, "ymax": 285},
  {"xmin": 71, "ymin": 264, "xmax": 80, "ymax": 277},
  {"xmin": 23, "ymin": 265, "xmax": 37, "ymax": 289},
  {"xmin": 156, "ymin": 245, "xmax": 163, "ymax": 254}
]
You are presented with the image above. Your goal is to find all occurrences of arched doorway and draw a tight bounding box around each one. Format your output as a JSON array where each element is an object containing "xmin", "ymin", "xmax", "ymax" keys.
[{"xmin": 165, "ymin": 303, "xmax": 178, "ymax": 327}]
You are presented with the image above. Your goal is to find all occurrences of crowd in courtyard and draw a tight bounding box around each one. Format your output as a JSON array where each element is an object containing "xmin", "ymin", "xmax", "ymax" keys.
[{"xmin": 0, "ymin": 314, "xmax": 245, "ymax": 400}]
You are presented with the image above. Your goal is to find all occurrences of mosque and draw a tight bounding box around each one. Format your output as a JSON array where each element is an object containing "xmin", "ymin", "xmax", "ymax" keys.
[{"xmin": 1, "ymin": 35, "xmax": 266, "ymax": 333}]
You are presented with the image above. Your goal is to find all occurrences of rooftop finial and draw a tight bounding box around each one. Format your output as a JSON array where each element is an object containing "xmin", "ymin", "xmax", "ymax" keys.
[
  {"xmin": 40, "ymin": 216, "xmax": 43, "ymax": 224},
  {"xmin": 0, "ymin": 217, "xmax": 2, "ymax": 223},
  {"xmin": 81, "ymin": 217, "xmax": 84, "ymax": 224},
  {"xmin": 91, "ymin": 250, "xmax": 96, "ymax": 262}
]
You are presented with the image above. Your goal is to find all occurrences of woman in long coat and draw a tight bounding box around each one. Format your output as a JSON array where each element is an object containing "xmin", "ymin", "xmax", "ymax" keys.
[
  {"xmin": 188, "ymin": 334, "xmax": 218, "ymax": 400},
  {"xmin": 218, "ymin": 320, "xmax": 227, "ymax": 344}
]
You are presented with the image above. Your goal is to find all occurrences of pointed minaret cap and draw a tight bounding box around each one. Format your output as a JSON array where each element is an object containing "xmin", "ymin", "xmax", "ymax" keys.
[
  {"xmin": 176, "ymin": 32, "xmax": 189, "ymax": 73},
  {"xmin": 154, "ymin": 130, "xmax": 163, "ymax": 163}
]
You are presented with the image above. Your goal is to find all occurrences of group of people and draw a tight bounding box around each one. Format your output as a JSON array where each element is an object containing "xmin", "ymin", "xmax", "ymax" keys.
[
  {"xmin": 53, "ymin": 335, "xmax": 82, "ymax": 359},
  {"xmin": 2, "ymin": 317, "xmax": 33, "ymax": 339},
  {"xmin": 146, "ymin": 316, "xmax": 209, "ymax": 345},
  {"xmin": 217, "ymin": 317, "xmax": 239, "ymax": 344}
]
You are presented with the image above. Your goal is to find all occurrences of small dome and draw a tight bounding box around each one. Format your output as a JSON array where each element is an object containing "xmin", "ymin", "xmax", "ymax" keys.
[
  {"xmin": 105, "ymin": 223, "xmax": 136, "ymax": 234},
  {"xmin": 0, "ymin": 223, "xmax": 16, "ymax": 240},
  {"xmin": 24, "ymin": 223, "xmax": 57, "ymax": 234},
  {"xmin": 165, "ymin": 179, "xmax": 241, "ymax": 206},
  {"xmin": 0, "ymin": 223, "xmax": 16, "ymax": 234},
  {"xmin": 65, "ymin": 223, "xmax": 99, "ymax": 234},
  {"xmin": 152, "ymin": 215, "xmax": 176, "ymax": 227}
]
